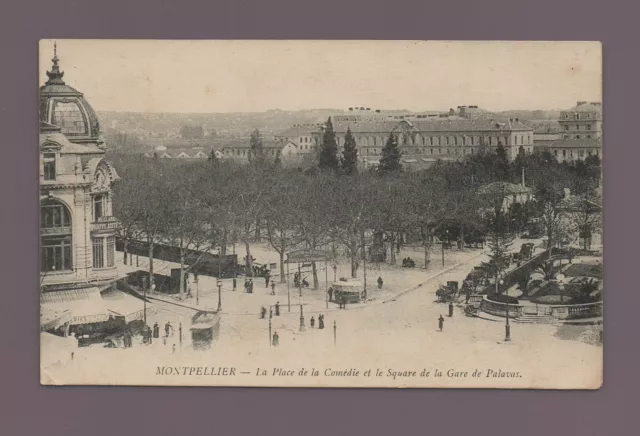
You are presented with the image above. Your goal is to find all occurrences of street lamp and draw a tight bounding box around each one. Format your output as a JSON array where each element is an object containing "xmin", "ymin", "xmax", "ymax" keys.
[
  {"xmin": 216, "ymin": 278, "xmax": 222, "ymax": 311},
  {"xmin": 333, "ymin": 320, "xmax": 337, "ymax": 346},
  {"xmin": 498, "ymin": 277, "xmax": 510, "ymax": 342},
  {"xmin": 441, "ymin": 230, "xmax": 449, "ymax": 268},
  {"xmin": 299, "ymin": 304, "xmax": 305, "ymax": 332},
  {"xmin": 286, "ymin": 261, "xmax": 291, "ymax": 312},
  {"xmin": 555, "ymin": 273, "xmax": 566, "ymax": 304},
  {"xmin": 195, "ymin": 273, "xmax": 199, "ymax": 306},
  {"xmin": 142, "ymin": 276, "xmax": 148, "ymax": 325},
  {"xmin": 363, "ymin": 242, "xmax": 368, "ymax": 301}
]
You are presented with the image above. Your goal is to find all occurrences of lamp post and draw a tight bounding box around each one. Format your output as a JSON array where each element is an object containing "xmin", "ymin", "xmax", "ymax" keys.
[
  {"xmin": 195, "ymin": 273, "xmax": 199, "ymax": 306},
  {"xmin": 325, "ymin": 260, "xmax": 329, "ymax": 309},
  {"xmin": 286, "ymin": 261, "xmax": 291, "ymax": 312},
  {"xmin": 441, "ymin": 230, "xmax": 449, "ymax": 268},
  {"xmin": 555, "ymin": 273, "xmax": 566, "ymax": 304},
  {"xmin": 298, "ymin": 263, "xmax": 302, "ymax": 298},
  {"xmin": 216, "ymin": 278, "xmax": 222, "ymax": 311},
  {"xmin": 363, "ymin": 243, "xmax": 368, "ymax": 301},
  {"xmin": 269, "ymin": 317, "xmax": 272, "ymax": 347},
  {"xmin": 333, "ymin": 320, "xmax": 337, "ymax": 346},
  {"xmin": 498, "ymin": 277, "xmax": 510, "ymax": 342},
  {"xmin": 333, "ymin": 264, "xmax": 337, "ymax": 282},
  {"xmin": 142, "ymin": 276, "xmax": 147, "ymax": 325}
]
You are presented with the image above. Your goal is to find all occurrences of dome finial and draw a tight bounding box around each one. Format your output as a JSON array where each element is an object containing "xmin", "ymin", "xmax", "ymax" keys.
[{"xmin": 45, "ymin": 41, "xmax": 65, "ymax": 85}]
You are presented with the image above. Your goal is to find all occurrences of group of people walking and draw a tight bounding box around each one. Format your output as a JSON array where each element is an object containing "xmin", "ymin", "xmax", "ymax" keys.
[
  {"xmin": 438, "ymin": 302, "xmax": 455, "ymax": 332},
  {"xmin": 142, "ymin": 321, "xmax": 175, "ymax": 345},
  {"xmin": 260, "ymin": 302, "xmax": 281, "ymax": 319},
  {"xmin": 310, "ymin": 313, "xmax": 325, "ymax": 329}
]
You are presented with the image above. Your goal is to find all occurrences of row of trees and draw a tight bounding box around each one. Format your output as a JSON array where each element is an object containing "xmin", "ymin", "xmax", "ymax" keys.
[
  {"xmin": 111, "ymin": 141, "xmax": 601, "ymax": 297},
  {"xmin": 318, "ymin": 118, "xmax": 403, "ymax": 175}
]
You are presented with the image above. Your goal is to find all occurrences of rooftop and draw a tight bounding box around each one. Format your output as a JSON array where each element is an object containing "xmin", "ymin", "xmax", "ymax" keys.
[
  {"xmin": 549, "ymin": 138, "xmax": 602, "ymax": 149},
  {"xmin": 564, "ymin": 101, "xmax": 602, "ymax": 113}
]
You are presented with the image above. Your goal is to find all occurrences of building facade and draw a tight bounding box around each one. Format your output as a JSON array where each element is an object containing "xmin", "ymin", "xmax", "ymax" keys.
[
  {"xmin": 539, "ymin": 101, "xmax": 603, "ymax": 162},
  {"xmin": 309, "ymin": 115, "xmax": 534, "ymax": 169},
  {"xmin": 40, "ymin": 49, "xmax": 121, "ymax": 331}
]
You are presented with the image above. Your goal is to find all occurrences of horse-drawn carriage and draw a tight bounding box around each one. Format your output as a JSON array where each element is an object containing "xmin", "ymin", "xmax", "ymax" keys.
[{"xmin": 436, "ymin": 281, "xmax": 459, "ymax": 303}]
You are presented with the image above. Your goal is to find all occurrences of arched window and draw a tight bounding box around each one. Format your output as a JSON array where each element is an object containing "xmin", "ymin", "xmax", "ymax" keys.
[{"xmin": 40, "ymin": 199, "xmax": 73, "ymax": 272}]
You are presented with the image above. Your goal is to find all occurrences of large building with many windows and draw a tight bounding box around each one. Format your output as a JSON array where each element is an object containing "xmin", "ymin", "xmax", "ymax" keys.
[
  {"xmin": 542, "ymin": 101, "xmax": 602, "ymax": 162},
  {"xmin": 309, "ymin": 114, "xmax": 534, "ymax": 169},
  {"xmin": 39, "ymin": 48, "xmax": 122, "ymax": 332}
]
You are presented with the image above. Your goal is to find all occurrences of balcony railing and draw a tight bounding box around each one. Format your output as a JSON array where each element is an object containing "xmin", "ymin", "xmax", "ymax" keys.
[{"xmin": 91, "ymin": 216, "xmax": 120, "ymax": 232}]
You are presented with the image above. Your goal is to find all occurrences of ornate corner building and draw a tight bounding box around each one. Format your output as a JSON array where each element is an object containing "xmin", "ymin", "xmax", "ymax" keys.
[{"xmin": 40, "ymin": 47, "xmax": 122, "ymax": 330}]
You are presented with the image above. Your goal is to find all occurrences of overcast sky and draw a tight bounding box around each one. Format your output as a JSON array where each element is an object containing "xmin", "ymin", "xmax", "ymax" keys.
[{"xmin": 39, "ymin": 40, "xmax": 601, "ymax": 114}]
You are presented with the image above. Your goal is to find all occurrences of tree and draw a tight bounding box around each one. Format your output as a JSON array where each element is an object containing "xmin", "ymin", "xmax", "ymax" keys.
[
  {"xmin": 208, "ymin": 149, "xmax": 220, "ymax": 163},
  {"xmin": 530, "ymin": 164, "xmax": 573, "ymax": 257},
  {"xmin": 481, "ymin": 216, "xmax": 514, "ymax": 295},
  {"xmin": 318, "ymin": 117, "xmax": 340, "ymax": 171},
  {"xmin": 264, "ymin": 170, "xmax": 304, "ymax": 283},
  {"xmin": 341, "ymin": 128, "xmax": 358, "ymax": 175},
  {"xmin": 514, "ymin": 269, "xmax": 534, "ymax": 298},
  {"xmin": 249, "ymin": 128, "xmax": 264, "ymax": 163},
  {"xmin": 567, "ymin": 193, "xmax": 602, "ymax": 251},
  {"xmin": 161, "ymin": 162, "xmax": 213, "ymax": 298},
  {"xmin": 327, "ymin": 174, "xmax": 374, "ymax": 277},
  {"xmin": 296, "ymin": 173, "xmax": 334, "ymax": 288},
  {"xmin": 378, "ymin": 133, "xmax": 402, "ymax": 174},
  {"xmin": 111, "ymin": 154, "xmax": 147, "ymax": 266},
  {"xmin": 493, "ymin": 143, "xmax": 510, "ymax": 182}
]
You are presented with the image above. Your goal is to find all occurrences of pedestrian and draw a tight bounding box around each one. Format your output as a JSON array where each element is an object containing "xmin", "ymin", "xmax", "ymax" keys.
[
  {"xmin": 152, "ymin": 322, "xmax": 160, "ymax": 339},
  {"xmin": 165, "ymin": 321, "xmax": 172, "ymax": 337},
  {"xmin": 275, "ymin": 302, "xmax": 280, "ymax": 316},
  {"xmin": 341, "ymin": 295, "xmax": 347, "ymax": 309},
  {"xmin": 377, "ymin": 276, "xmax": 383, "ymax": 290},
  {"xmin": 172, "ymin": 344, "xmax": 176, "ymax": 354},
  {"xmin": 449, "ymin": 301, "xmax": 454, "ymax": 317},
  {"xmin": 319, "ymin": 314, "xmax": 324, "ymax": 330},
  {"xmin": 260, "ymin": 306, "xmax": 266, "ymax": 319},
  {"xmin": 310, "ymin": 316, "xmax": 315, "ymax": 328},
  {"xmin": 328, "ymin": 287, "xmax": 333, "ymax": 302},
  {"xmin": 269, "ymin": 307, "xmax": 273, "ymax": 319},
  {"xmin": 145, "ymin": 325, "xmax": 153, "ymax": 345},
  {"xmin": 265, "ymin": 273, "xmax": 270, "ymax": 288},
  {"xmin": 271, "ymin": 280, "xmax": 276, "ymax": 295},
  {"xmin": 272, "ymin": 331, "xmax": 279, "ymax": 347},
  {"xmin": 438, "ymin": 315, "xmax": 444, "ymax": 332},
  {"xmin": 249, "ymin": 279, "xmax": 254, "ymax": 293},
  {"xmin": 233, "ymin": 277, "xmax": 237, "ymax": 291}
]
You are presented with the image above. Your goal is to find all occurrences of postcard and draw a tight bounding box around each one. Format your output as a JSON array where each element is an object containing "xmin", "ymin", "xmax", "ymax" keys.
[{"xmin": 39, "ymin": 40, "xmax": 602, "ymax": 388}]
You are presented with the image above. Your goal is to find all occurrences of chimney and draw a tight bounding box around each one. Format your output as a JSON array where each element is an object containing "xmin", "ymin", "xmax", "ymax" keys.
[
  {"xmin": 449, "ymin": 108, "xmax": 455, "ymax": 115},
  {"xmin": 349, "ymin": 107, "xmax": 353, "ymax": 111}
]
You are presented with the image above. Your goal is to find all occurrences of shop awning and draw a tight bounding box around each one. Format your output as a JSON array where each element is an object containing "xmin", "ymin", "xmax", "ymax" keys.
[
  {"xmin": 101, "ymin": 289, "xmax": 149, "ymax": 323},
  {"xmin": 41, "ymin": 288, "xmax": 111, "ymax": 330}
]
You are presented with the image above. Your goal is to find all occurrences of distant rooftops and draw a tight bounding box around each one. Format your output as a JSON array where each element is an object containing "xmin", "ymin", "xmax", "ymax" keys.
[{"xmin": 565, "ymin": 101, "xmax": 602, "ymax": 113}]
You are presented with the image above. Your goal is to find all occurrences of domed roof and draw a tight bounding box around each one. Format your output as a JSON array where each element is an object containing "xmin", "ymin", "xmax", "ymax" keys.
[{"xmin": 39, "ymin": 45, "xmax": 104, "ymax": 147}]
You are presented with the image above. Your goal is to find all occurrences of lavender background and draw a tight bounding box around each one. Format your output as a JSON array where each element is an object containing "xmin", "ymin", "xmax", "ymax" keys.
[{"xmin": 0, "ymin": 0, "xmax": 634, "ymax": 434}]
